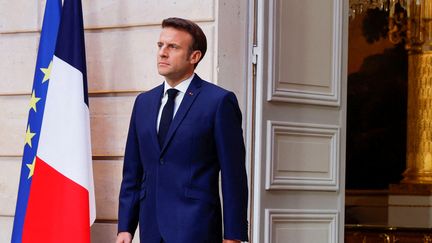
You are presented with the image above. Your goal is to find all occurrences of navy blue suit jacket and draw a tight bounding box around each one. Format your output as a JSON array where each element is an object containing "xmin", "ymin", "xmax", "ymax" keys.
[{"xmin": 118, "ymin": 74, "xmax": 248, "ymax": 242}]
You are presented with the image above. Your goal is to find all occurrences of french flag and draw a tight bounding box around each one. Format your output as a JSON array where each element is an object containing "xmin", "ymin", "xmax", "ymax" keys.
[{"xmin": 12, "ymin": 0, "xmax": 96, "ymax": 242}]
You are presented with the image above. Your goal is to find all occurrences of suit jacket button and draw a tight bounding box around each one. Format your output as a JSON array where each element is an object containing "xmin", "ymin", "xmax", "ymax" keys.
[{"xmin": 160, "ymin": 158, "xmax": 164, "ymax": 165}]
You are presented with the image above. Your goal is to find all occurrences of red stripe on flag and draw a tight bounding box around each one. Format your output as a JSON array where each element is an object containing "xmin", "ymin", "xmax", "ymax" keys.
[{"xmin": 22, "ymin": 156, "xmax": 90, "ymax": 243}]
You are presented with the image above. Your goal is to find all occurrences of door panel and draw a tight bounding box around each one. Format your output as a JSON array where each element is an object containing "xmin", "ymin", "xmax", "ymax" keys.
[
  {"xmin": 251, "ymin": 0, "xmax": 347, "ymax": 242},
  {"xmin": 268, "ymin": 0, "xmax": 341, "ymax": 105}
]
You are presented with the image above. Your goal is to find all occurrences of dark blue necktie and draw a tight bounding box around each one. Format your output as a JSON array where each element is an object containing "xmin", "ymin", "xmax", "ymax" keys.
[{"xmin": 158, "ymin": 88, "xmax": 179, "ymax": 147}]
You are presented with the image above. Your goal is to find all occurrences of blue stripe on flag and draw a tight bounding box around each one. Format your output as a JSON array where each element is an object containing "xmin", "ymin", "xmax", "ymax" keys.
[
  {"xmin": 55, "ymin": 0, "xmax": 89, "ymax": 106},
  {"xmin": 11, "ymin": 0, "xmax": 62, "ymax": 242}
]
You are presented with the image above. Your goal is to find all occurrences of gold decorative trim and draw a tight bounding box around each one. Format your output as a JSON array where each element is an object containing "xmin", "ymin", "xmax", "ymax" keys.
[
  {"xmin": 346, "ymin": 204, "xmax": 388, "ymax": 208},
  {"xmin": 346, "ymin": 224, "xmax": 431, "ymax": 231},
  {"xmin": 403, "ymin": 52, "xmax": 432, "ymax": 184},
  {"xmin": 389, "ymin": 183, "xmax": 432, "ymax": 196},
  {"xmin": 346, "ymin": 189, "xmax": 389, "ymax": 195},
  {"xmin": 346, "ymin": 224, "xmax": 432, "ymax": 243},
  {"xmin": 389, "ymin": 204, "xmax": 432, "ymax": 208}
]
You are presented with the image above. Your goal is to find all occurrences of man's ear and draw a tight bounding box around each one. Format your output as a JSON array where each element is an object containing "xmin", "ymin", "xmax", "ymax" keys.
[{"xmin": 189, "ymin": 50, "xmax": 202, "ymax": 65}]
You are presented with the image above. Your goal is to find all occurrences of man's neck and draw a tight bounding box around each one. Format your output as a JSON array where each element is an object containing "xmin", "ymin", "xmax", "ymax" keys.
[{"xmin": 165, "ymin": 71, "xmax": 194, "ymax": 88}]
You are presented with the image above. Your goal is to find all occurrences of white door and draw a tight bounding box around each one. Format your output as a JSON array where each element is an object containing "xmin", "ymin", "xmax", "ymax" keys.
[{"xmin": 248, "ymin": 0, "xmax": 348, "ymax": 242}]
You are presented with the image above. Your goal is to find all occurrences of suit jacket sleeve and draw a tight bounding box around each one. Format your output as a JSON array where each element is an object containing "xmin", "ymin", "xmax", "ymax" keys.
[
  {"xmin": 214, "ymin": 92, "xmax": 249, "ymax": 241},
  {"xmin": 118, "ymin": 95, "xmax": 143, "ymax": 236}
]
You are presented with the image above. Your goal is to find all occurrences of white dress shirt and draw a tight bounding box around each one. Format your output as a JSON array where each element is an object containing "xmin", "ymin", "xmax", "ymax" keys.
[{"xmin": 156, "ymin": 74, "xmax": 194, "ymax": 132}]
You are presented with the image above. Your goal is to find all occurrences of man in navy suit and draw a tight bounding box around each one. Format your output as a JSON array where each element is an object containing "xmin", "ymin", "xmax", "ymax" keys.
[{"xmin": 116, "ymin": 17, "xmax": 248, "ymax": 243}]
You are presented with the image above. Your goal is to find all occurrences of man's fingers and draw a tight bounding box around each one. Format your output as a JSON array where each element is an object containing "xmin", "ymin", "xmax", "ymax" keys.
[{"xmin": 116, "ymin": 232, "xmax": 132, "ymax": 243}]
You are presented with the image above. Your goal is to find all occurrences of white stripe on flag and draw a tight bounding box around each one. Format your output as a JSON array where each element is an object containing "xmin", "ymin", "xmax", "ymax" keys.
[{"xmin": 37, "ymin": 55, "xmax": 95, "ymax": 224}]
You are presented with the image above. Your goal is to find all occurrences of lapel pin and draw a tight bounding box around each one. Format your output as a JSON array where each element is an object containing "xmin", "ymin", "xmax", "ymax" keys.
[{"xmin": 188, "ymin": 91, "xmax": 194, "ymax": 96}]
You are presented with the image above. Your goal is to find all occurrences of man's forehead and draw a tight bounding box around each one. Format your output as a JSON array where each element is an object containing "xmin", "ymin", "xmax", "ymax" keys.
[{"xmin": 159, "ymin": 27, "xmax": 192, "ymax": 42}]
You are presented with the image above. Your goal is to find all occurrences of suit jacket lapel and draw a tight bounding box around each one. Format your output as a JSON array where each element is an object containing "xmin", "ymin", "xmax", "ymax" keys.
[
  {"xmin": 150, "ymin": 83, "xmax": 164, "ymax": 153},
  {"xmin": 160, "ymin": 75, "xmax": 203, "ymax": 155}
]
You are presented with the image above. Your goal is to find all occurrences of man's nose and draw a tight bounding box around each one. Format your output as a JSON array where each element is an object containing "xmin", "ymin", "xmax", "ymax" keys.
[{"xmin": 158, "ymin": 46, "xmax": 168, "ymax": 57}]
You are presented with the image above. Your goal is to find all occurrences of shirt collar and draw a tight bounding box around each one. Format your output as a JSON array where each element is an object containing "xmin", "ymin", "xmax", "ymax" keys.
[{"xmin": 163, "ymin": 73, "xmax": 195, "ymax": 95}]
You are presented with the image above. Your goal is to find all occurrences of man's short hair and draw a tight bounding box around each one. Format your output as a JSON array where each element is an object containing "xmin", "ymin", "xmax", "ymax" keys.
[{"xmin": 162, "ymin": 17, "xmax": 207, "ymax": 67}]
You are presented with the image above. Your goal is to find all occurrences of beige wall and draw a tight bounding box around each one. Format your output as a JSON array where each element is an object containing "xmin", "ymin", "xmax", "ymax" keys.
[{"xmin": 0, "ymin": 0, "xmax": 251, "ymax": 242}]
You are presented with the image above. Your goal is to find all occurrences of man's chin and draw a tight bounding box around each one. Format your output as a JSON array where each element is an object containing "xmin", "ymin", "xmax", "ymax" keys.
[{"xmin": 157, "ymin": 69, "xmax": 169, "ymax": 76}]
